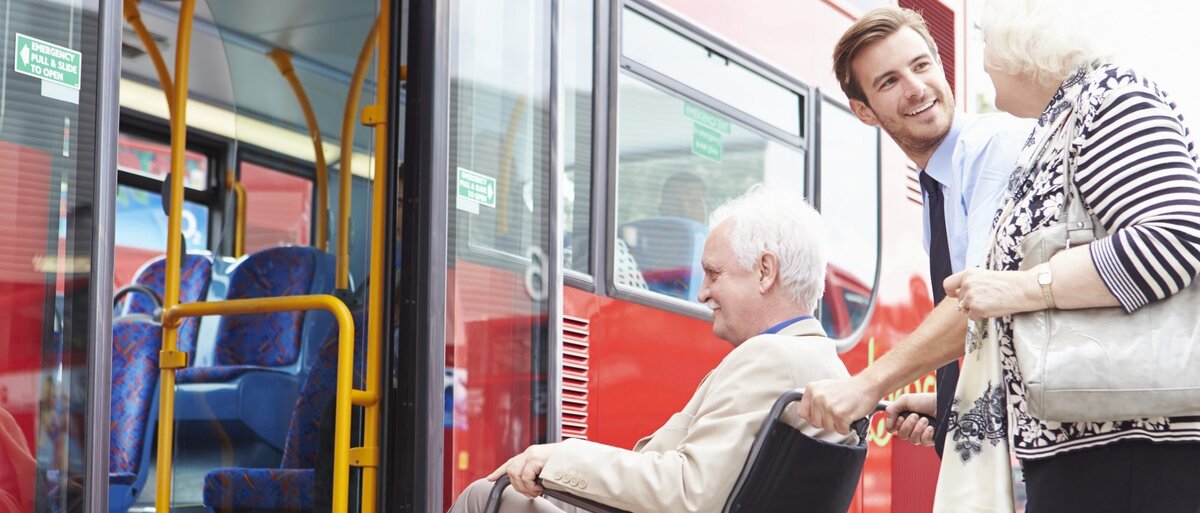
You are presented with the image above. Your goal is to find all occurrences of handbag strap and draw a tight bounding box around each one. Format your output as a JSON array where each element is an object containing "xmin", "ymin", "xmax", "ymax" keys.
[{"xmin": 1060, "ymin": 104, "xmax": 1105, "ymax": 247}]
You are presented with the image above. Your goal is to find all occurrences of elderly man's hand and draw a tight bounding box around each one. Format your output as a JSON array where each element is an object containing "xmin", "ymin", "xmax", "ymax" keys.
[
  {"xmin": 796, "ymin": 376, "xmax": 883, "ymax": 435},
  {"xmin": 885, "ymin": 393, "xmax": 936, "ymax": 447},
  {"xmin": 486, "ymin": 443, "xmax": 560, "ymax": 499}
]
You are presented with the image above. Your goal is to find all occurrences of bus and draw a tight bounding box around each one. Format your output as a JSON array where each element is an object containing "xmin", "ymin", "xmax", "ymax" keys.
[{"xmin": 0, "ymin": 0, "xmax": 968, "ymax": 511}]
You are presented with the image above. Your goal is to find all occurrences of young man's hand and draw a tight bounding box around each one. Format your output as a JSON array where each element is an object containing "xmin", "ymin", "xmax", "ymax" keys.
[{"xmin": 486, "ymin": 443, "xmax": 561, "ymax": 499}]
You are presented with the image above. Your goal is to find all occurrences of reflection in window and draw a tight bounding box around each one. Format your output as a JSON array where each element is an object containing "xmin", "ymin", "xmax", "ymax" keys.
[
  {"xmin": 117, "ymin": 133, "xmax": 208, "ymax": 189},
  {"xmin": 817, "ymin": 97, "xmax": 880, "ymax": 339},
  {"xmin": 614, "ymin": 75, "xmax": 806, "ymax": 303},
  {"xmin": 240, "ymin": 161, "xmax": 313, "ymax": 255},
  {"xmin": 113, "ymin": 185, "xmax": 210, "ymax": 286},
  {"xmin": 563, "ymin": 0, "xmax": 593, "ymax": 274}
]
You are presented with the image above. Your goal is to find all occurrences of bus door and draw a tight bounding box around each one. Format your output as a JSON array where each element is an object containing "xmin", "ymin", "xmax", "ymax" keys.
[
  {"xmin": 0, "ymin": 0, "xmax": 119, "ymax": 511},
  {"xmin": 388, "ymin": 0, "xmax": 562, "ymax": 509}
]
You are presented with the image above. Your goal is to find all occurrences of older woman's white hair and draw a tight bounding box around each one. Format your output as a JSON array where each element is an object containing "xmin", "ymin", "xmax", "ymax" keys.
[
  {"xmin": 708, "ymin": 185, "xmax": 827, "ymax": 311},
  {"xmin": 981, "ymin": 0, "xmax": 1114, "ymax": 86}
]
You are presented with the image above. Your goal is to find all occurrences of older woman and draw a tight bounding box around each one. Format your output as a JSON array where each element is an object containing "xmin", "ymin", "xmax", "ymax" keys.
[{"xmin": 934, "ymin": 0, "xmax": 1200, "ymax": 511}]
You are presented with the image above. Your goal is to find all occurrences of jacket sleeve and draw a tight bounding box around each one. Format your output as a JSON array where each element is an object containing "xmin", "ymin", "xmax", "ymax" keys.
[{"xmin": 537, "ymin": 339, "xmax": 800, "ymax": 513}]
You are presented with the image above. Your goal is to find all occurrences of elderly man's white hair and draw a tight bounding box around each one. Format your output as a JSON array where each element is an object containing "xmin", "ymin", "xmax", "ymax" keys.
[
  {"xmin": 981, "ymin": 0, "xmax": 1114, "ymax": 86},
  {"xmin": 708, "ymin": 185, "xmax": 827, "ymax": 312}
]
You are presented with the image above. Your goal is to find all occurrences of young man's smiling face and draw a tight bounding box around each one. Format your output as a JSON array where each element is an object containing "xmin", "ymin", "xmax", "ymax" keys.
[{"xmin": 848, "ymin": 27, "xmax": 955, "ymax": 161}]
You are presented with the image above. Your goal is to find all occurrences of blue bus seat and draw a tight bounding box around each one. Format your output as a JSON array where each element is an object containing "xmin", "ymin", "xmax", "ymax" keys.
[
  {"xmin": 616, "ymin": 217, "xmax": 707, "ymax": 301},
  {"xmin": 108, "ymin": 315, "xmax": 164, "ymax": 513},
  {"xmin": 118, "ymin": 252, "xmax": 213, "ymax": 357},
  {"xmin": 174, "ymin": 246, "xmax": 337, "ymax": 451},
  {"xmin": 201, "ymin": 307, "xmax": 366, "ymax": 513}
]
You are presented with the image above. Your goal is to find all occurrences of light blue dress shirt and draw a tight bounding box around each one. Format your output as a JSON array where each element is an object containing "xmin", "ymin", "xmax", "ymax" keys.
[{"xmin": 921, "ymin": 114, "xmax": 1034, "ymax": 272}]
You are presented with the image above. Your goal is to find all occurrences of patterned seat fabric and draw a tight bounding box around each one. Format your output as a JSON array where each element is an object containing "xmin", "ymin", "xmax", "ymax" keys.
[
  {"xmin": 177, "ymin": 246, "xmax": 318, "ymax": 384},
  {"xmin": 202, "ymin": 468, "xmax": 314, "ymax": 512},
  {"xmin": 108, "ymin": 317, "xmax": 162, "ymax": 482},
  {"xmin": 202, "ymin": 310, "xmax": 366, "ymax": 512},
  {"xmin": 176, "ymin": 365, "xmax": 290, "ymax": 384},
  {"xmin": 122, "ymin": 253, "xmax": 213, "ymax": 357}
]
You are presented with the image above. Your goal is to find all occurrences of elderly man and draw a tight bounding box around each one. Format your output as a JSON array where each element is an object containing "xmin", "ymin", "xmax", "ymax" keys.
[{"xmin": 447, "ymin": 186, "xmax": 854, "ymax": 513}]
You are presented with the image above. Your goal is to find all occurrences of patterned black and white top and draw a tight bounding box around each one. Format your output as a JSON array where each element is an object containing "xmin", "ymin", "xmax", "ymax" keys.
[{"xmin": 989, "ymin": 63, "xmax": 1200, "ymax": 459}]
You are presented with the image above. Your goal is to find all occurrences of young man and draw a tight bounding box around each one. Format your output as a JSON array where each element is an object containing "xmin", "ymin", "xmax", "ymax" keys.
[
  {"xmin": 795, "ymin": 7, "xmax": 1032, "ymax": 455},
  {"xmin": 448, "ymin": 187, "xmax": 853, "ymax": 513}
]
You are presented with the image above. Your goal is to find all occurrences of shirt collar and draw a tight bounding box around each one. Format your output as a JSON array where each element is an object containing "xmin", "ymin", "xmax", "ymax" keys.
[
  {"xmin": 921, "ymin": 115, "xmax": 964, "ymax": 186},
  {"xmin": 760, "ymin": 316, "xmax": 816, "ymax": 336}
]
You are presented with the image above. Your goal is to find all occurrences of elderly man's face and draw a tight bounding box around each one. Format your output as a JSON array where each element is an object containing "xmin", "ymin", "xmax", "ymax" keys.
[{"xmin": 697, "ymin": 219, "xmax": 762, "ymax": 345}]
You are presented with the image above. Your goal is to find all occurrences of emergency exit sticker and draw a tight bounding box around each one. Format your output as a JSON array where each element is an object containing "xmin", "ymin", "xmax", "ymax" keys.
[
  {"xmin": 14, "ymin": 33, "xmax": 81, "ymax": 90},
  {"xmin": 456, "ymin": 167, "xmax": 496, "ymax": 214},
  {"xmin": 692, "ymin": 124, "xmax": 723, "ymax": 162}
]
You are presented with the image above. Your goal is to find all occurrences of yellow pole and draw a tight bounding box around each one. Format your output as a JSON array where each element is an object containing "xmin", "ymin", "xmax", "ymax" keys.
[
  {"xmin": 123, "ymin": 0, "xmax": 174, "ymax": 118},
  {"xmin": 268, "ymin": 49, "xmax": 329, "ymax": 252},
  {"xmin": 154, "ymin": 0, "xmax": 196, "ymax": 511},
  {"xmin": 336, "ymin": 18, "xmax": 380, "ymax": 290},
  {"xmin": 226, "ymin": 171, "xmax": 247, "ymax": 258},
  {"xmin": 360, "ymin": 3, "xmax": 388, "ymax": 511}
]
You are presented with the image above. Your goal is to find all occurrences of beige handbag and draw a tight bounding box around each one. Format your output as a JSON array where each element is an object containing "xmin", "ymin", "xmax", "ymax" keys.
[{"xmin": 1008, "ymin": 107, "xmax": 1200, "ymax": 423}]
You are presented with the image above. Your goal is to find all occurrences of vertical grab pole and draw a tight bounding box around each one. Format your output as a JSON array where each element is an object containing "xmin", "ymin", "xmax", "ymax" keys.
[
  {"xmin": 336, "ymin": 17, "xmax": 380, "ymax": 290},
  {"xmin": 268, "ymin": 49, "xmax": 330, "ymax": 252},
  {"xmin": 362, "ymin": 1, "xmax": 389, "ymax": 511},
  {"xmin": 154, "ymin": 0, "xmax": 196, "ymax": 511}
]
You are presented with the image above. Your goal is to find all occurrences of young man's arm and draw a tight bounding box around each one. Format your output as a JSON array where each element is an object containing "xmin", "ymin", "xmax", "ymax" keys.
[{"xmin": 795, "ymin": 299, "xmax": 966, "ymax": 435}]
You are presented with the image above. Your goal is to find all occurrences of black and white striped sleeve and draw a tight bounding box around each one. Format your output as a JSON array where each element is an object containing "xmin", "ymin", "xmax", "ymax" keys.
[{"xmin": 1075, "ymin": 81, "xmax": 1200, "ymax": 312}]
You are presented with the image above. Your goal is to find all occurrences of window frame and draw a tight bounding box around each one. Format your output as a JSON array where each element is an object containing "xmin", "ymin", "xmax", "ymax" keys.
[
  {"xmin": 235, "ymin": 149, "xmax": 319, "ymax": 253},
  {"xmin": 601, "ymin": 0, "xmax": 814, "ymax": 320},
  {"xmin": 812, "ymin": 92, "xmax": 882, "ymax": 352},
  {"xmin": 116, "ymin": 111, "xmax": 226, "ymax": 252}
]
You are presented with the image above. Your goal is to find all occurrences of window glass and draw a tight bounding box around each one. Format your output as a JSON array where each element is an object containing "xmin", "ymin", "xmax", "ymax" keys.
[
  {"xmin": 622, "ymin": 7, "xmax": 803, "ymax": 139},
  {"xmin": 113, "ymin": 185, "xmax": 210, "ymax": 286},
  {"xmin": 562, "ymin": 0, "xmax": 593, "ymax": 274},
  {"xmin": 614, "ymin": 75, "xmax": 805, "ymax": 303},
  {"xmin": 117, "ymin": 133, "xmax": 209, "ymax": 190},
  {"xmin": 239, "ymin": 161, "xmax": 313, "ymax": 254},
  {"xmin": 817, "ymin": 97, "xmax": 879, "ymax": 339}
]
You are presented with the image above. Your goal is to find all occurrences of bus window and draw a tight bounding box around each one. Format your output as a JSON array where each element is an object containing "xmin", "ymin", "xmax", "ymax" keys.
[
  {"xmin": 562, "ymin": 0, "xmax": 594, "ymax": 276},
  {"xmin": 816, "ymin": 95, "xmax": 880, "ymax": 342},
  {"xmin": 113, "ymin": 185, "xmax": 211, "ymax": 286},
  {"xmin": 613, "ymin": 75, "xmax": 806, "ymax": 304},
  {"xmin": 117, "ymin": 132, "xmax": 209, "ymax": 190},
  {"xmin": 239, "ymin": 160, "xmax": 313, "ymax": 254}
]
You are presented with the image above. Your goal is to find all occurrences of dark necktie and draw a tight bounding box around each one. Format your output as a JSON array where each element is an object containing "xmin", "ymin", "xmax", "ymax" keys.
[{"xmin": 919, "ymin": 171, "xmax": 959, "ymax": 459}]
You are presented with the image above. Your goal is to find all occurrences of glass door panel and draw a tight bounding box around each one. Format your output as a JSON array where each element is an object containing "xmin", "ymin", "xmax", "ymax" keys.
[
  {"xmin": 0, "ymin": 0, "xmax": 107, "ymax": 511},
  {"xmin": 444, "ymin": 0, "xmax": 553, "ymax": 504}
]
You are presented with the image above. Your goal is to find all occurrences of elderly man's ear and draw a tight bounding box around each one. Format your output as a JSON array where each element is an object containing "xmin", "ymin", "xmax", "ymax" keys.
[{"xmin": 757, "ymin": 253, "xmax": 780, "ymax": 295}]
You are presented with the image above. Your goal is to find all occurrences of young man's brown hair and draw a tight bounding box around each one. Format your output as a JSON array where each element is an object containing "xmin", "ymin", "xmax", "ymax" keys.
[{"xmin": 833, "ymin": 6, "xmax": 940, "ymax": 104}]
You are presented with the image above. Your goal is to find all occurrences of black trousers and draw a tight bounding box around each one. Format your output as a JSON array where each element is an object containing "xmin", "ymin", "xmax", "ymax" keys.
[{"xmin": 1022, "ymin": 439, "xmax": 1200, "ymax": 513}]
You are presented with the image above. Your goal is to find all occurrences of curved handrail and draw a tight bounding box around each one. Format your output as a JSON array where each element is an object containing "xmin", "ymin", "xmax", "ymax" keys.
[
  {"xmin": 268, "ymin": 49, "xmax": 329, "ymax": 252},
  {"xmin": 159, "ymin": 295, "xmax": 358, "ymax": 513},
  {"xmin": 122, "ymin": 0, "xmax": 174, "ymax": 118},
  {"xmin": 336, "ymin": 17, "xmax": 379, "ymax": 290}
]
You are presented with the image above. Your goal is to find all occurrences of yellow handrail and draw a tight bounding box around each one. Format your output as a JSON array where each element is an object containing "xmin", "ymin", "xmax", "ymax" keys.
[
  {"xmin": 336, "ymin": 17, "xmax": 380, "ymax": 290},
  {"xmin": 123, "ymin": 0, "xmax": 174, "ymax": 118},
  {"xmin": 268, "ymin": 49, "xmax": 329, "ymax": 252},
  {"xmin": 154, "ymin": 0, "xmax": 196, "ymax": 511},
  {"xmin": 226, "ymin": 171, "xmax": 247, "ymax": 258},
  {"xmin": 353, "ymin": 1, "xmax": 389, "ymax": 511}
]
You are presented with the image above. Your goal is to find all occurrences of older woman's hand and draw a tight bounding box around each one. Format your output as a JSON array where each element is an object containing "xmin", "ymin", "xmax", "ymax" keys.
[{"xmin": 943, "ymin": 268, "xmax": 1044, "ymax": 320}]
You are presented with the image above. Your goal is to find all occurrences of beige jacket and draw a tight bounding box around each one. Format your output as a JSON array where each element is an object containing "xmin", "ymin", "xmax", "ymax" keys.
[{"xmin": 538, "ymin": 318, "xmax": 855, "ymax": 513}]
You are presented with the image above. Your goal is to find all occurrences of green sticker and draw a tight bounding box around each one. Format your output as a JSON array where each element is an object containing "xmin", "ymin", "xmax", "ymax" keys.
[
  {"xmin": 692, "ymin": 124, "xmax": 723, "ymax": 162},
  {"xmin": 684, "ymin": 103, "xmax": 731, "ymax": 134},
  {"xmin": 457, "ymin": 167, "xmax": 496, "ymax": 208},
  {"xmin": 14, "ymin": 33, "xmax": 81, "ymax": 90}
]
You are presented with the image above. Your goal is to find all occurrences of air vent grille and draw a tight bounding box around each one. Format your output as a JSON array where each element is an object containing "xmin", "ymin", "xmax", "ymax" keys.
[{"xmin": 561, "ymin": 315, "xmax": 590, "ymax": 440}]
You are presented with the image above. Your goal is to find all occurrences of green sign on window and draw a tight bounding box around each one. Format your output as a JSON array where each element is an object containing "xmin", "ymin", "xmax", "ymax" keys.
[
  {"xmin": 14, "ymin": 33, "xmax": 81, "ymax": 90},
  {"xmin": 684, "ymin": 103, "xmax": 731, "ymax": 134},
  {"xmin": 457, "ymin": 167, "xmax": 497, "ymax": 208},
  {"xmin": 692, "ymin": 124, "xmax": 723, "ymax": 162}
]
